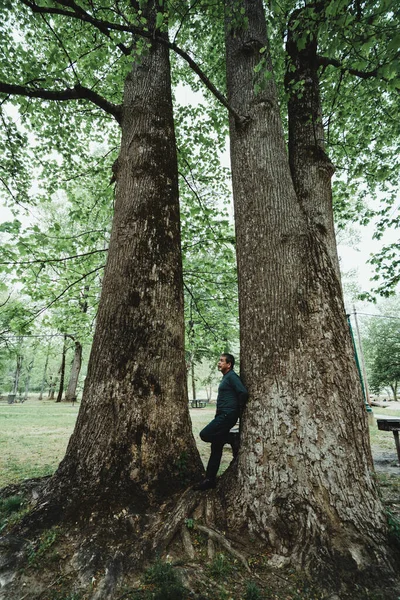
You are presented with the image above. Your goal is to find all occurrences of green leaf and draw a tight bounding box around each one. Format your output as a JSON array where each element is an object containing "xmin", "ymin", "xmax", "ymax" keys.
[
  {"xmin": 0, "ymin": 220, "xmax": 21, "ymax": 234},
  {"xmin": 155, "ymin": 12, "xmax": 164, "ymax": 29}
]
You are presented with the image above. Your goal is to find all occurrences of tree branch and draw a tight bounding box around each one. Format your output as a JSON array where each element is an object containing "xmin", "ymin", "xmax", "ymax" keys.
[
  {"xmin": 0, "ymin": 81, "xmax": 122, "ymax": 123},
  {"xmin": 169, "ymin": 40, "xmax": 245, "ymax": 123},
  {"xmin": 10, "ymin": 264, "xmax": 105, "ymax": 333},
  {"xmin": 184, "ymin": 283, "xmax": 220, "ymax": 342},
  {"xmin": 318, "ymin": 55, "xmax": 382, "ymax": 80},
  {"xmin": 18, "ymin": 0, "xmax": 245, "ymax": 122},
  {"xmin": 0, "ymin": 248, "xmax": 108, "ymax": 266},
  {"xmin": 40, "ymin": 12, "xmax": 79, "ymax": 80},
  {"xmin": 20, "ymin": 0, "xmax": 132, "ymax": 55}
]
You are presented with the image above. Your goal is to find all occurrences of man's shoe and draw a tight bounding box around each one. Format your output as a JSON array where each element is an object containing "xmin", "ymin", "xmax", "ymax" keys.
[{"xmin": 193, "ymin": 478, "xmax": 216, "ymax": 491}]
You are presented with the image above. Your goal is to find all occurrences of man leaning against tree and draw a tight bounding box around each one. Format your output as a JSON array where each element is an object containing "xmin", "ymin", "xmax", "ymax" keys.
[{"xmin": 194, "ymin": 353, "xmax": 248, "ymax": 491}]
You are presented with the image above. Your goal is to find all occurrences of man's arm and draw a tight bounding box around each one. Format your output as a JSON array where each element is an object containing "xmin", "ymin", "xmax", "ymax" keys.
[{"xmin": 230, "ymin": 372, "xmax": 249, "ymax": 409}]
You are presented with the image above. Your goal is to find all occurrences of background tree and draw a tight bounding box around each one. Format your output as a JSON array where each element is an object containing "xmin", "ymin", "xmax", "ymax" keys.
[
  {"xmin": 0, "ymin": 191, "xmax": 107, "ymax": 400},
  {"xmin": 363, "ymin": 297, "xmax": 400, "ymax": 401},
  {"xmin": 0, "ymin": 290, "xmax": 36, "ymax": 398}
]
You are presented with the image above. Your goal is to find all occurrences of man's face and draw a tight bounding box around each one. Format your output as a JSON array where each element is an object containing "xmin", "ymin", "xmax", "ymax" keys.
[{"xmin": 217, "ymin": 355, "xmax": 231, "ymax": 374}]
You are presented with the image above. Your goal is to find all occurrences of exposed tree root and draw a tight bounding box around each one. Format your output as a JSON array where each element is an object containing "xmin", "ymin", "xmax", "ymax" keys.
[
  {"xmin": 18, "ymin": 575, "xmax": 66, "ymax": 600},
  {"xmin": 147, "ymin": 486, "xmax": 251, "ymax": 572},
  {"xmin": 149, "ymin": 488, "xmax": 201, "ymax": 553},
  {"xmin": 91, "ymin": 553, "xmax": 123, "ymax": 600},
  {"xmin": 1, "ymin": 478, "xmax": 400, "ymax": 600},
  {"xmin": 195, "ymin": 524, "xmax": 250, "ymax": 572},
  {"xmin": 180, "ymin": 526, "xmax": 195, "ymax": 559},
  {"xmin": 205, "ymin": 497, "xmax": 216, "ymax": 560}
]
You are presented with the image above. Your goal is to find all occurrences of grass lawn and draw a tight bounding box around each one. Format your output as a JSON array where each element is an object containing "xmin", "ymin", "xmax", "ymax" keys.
[
  {"xmin": 0, "ymin": 400, "xmax": 237, "ymax": 487},
  {"xmin": 1, "ymin": 399, "xmax": 399, "ymax": 488},
  {"xmin": 0, "ymin": 400, "xmax": 80, "ymax": 487}
]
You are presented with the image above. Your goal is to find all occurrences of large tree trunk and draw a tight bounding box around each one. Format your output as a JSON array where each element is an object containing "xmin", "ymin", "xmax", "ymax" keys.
[
  {"xmin": 285, "ymin": 5, "xmax": 341, "ymax": 280},
  {"xmin": 64, "ymin": 339, "xmax": 82, "ymax": 402},
  {"xmin": 223, "ymin": 0, "xmax": 389, "ymax": 581},
  {"xmin": 43, "ymin": 17, "xmax": 202, "ymax": 509}
]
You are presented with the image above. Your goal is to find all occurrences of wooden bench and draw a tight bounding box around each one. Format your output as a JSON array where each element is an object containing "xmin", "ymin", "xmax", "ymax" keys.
[
  {"xmin": 191, "ymin": 399, "xmax": 207, "ymax": 408},
  {"xmin": 376, "ymin": 418, "xmax": 400, "ymax": 464}
]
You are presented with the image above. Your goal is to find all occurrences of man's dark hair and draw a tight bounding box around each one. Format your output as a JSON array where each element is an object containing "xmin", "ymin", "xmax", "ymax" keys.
[{"xmin": 221, "ymin": 353, "xmax": 235, "ymax": 369}]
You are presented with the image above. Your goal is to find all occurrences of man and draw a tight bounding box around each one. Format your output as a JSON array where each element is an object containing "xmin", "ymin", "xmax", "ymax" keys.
[{"xmin": 194, "ymin": 353, "xmax": 248, "ymax": 491}]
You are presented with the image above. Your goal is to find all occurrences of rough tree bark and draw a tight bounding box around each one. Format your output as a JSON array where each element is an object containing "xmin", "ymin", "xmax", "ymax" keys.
[
  {"xmin": 39, "ymin": 11, "xmax": 202, "ymax": 512},
  {"xmin": 64, "ymin": 338, "xmax": 82, "ymax": 402},
  {"xmin": 223, "ymin": 0, "xmax": 391, "ymax": 583}
]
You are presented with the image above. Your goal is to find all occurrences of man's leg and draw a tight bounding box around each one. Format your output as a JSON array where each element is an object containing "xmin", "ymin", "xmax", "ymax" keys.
[
  {"xmin": 228, "ymin": 431, "xmax": 240, "ymax": 459},
  {"xmin": 206, "ymin": 439, "xmax": 225, "ymax": 480},
  {"xmin": 194, "ymin": 412, "xmax": 238, "ymax": 491}
]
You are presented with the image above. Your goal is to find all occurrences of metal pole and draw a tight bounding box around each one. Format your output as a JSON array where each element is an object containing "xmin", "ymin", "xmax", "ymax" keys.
[{"xmin": 352, "ymin": 306, "xmax": 372, "ymax": 412}]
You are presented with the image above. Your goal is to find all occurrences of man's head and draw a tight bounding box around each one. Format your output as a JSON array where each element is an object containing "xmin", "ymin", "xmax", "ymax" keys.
[{"xmin": 217, "ymin": 353, "xmax": 235, "ymax": 374}]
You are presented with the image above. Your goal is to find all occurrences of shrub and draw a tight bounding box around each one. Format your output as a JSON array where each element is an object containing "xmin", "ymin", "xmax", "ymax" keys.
[
  {"xmin": 144, "ymin": 559, "xmax": 186, "ymax": 600},
  {"xmin": 244, "ymin": 580, "xmax": 263, "ymax": 600}
]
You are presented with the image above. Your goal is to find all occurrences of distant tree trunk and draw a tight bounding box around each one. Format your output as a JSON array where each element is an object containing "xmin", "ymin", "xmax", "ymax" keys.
[
  {"xmin": 23, "ymin": 358, "xmax": 34, "ymax": 402},
  {"xmin": 390, "ymin": 382, "xmax": 398, "ymax": 401},
  {"xmin": 64, "ymin": 339, "xmax": 82, "ymax": 402},
  {"xmin": 63, "ymin": 286, "xmax": 88, "ymax": 403},
  {"xmin": 39, "ymin": 344, "xmax": 50, "ymax": 401},
  {"xmin": 223, "ymin": 0, "xmax": 389, "ymax": 581},
  {"xmin": 188, "ymin": 299, "xmax": 196, "ymax": 400},
  {"xmin": 48, "ymin": 374, "xmax": 57, "ymax": 400},
  {"xmin": 56, "ymin": 335, "xmax": 67, "ymax": 403},
  {"xmin": 11, "ymin": 354, "xmax": 23, "ymax": 396},
  {"xmin": 191, "ymin": 361, "xmax": 196, "ymax": 400},
  {"xmin": 43, "ymin": 10, "xmax": 202, "ymax": 510}
]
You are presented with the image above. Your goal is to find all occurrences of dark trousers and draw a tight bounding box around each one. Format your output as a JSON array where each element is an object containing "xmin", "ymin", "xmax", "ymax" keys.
[{"xmin": 200, "ymin": 411, "xmax": 239, "ymax": 480}]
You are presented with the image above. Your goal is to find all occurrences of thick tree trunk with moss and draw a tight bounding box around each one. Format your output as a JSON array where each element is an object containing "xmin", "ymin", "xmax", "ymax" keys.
[
  {"xmin": 41, "ymin": 29, "xmax": 202, "ymax": 509},
  {"xmin": 223, "ymin": 0, "xmax": 390, "ymax": 580}
]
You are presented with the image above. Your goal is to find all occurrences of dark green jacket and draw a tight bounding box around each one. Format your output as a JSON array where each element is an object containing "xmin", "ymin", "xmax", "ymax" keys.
[{"xmin": 216, "ymin": 370, "xmax": 248, "ymax": 413}]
